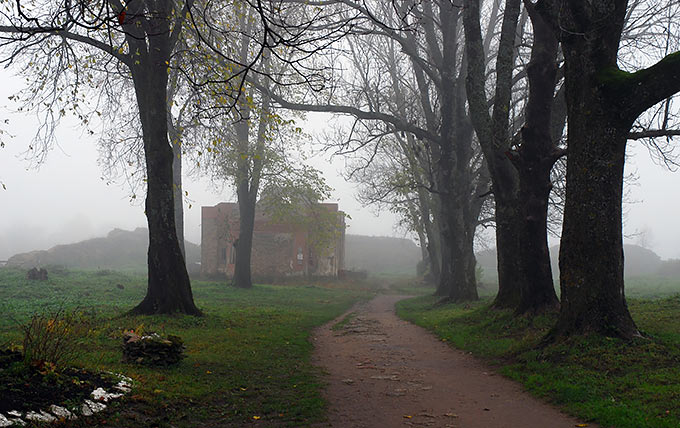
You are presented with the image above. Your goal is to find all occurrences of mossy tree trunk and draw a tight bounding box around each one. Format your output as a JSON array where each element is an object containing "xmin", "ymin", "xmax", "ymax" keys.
[
  {"xmin": 512, "ymin": 2, "xmax": 561, "ymax": 315},
  {"xmin": 463, "ymin": 0, "xmax": 524, "ymax": 309},
  {"xmin": 537, "ymin": 0, "xmax": 680, "ymax": 339},
  {"xmin": 435, "ymin": 2, "xmax": 479, "ymax": 302}
]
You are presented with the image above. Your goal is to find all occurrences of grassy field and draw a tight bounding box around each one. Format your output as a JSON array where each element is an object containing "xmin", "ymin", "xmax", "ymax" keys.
[
  {"xmin": 477, "ymin": 274, "xmax": 680, "ymax": 300},
  {"xmin": 396, "ymin": 286, "xmax": 680, "ymax": 428},
  {"xmin": 0, "ymin": 267, "xmax": 376, "ymax": 427}
]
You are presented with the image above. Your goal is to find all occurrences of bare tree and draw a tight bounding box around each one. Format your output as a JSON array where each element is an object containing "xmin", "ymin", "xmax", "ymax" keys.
[
  {"xmin": 0, "ymin": 0, "xmax": 354, "ymax": 313},
  {"xmin": 262, "ymin": 1, "xmax": 494, "ymax": 301}
]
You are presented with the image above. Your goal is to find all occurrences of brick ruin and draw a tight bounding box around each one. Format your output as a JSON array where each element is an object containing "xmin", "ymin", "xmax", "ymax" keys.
[{"xmin": 200, "ymin": 202, "xmax": 345, "ymax": 279}]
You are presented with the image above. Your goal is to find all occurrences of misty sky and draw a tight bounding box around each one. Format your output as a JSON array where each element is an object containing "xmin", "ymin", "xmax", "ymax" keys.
[
  {"xmin": 1, "ymin": 69, "xmax": 679, "ymax": 261},
  {"xmin": 0, "ymin": 70, "xmax": 404, "ymax": 260}
]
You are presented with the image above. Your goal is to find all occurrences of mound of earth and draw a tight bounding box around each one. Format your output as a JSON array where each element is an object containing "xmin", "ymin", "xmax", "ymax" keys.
[
  {"xmin": 344, "ymin": 235, "xmax": 421, "ymax": 275},
  {"xmin": 476, "ymin": 243, "xmax": 664, "ymax": 279},
  {"xmin": 5, "ymin": 228, "xmax": 200, "ymax": 272}
]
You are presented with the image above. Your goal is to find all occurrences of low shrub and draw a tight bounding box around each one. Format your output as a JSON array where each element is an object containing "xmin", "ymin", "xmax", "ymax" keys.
[{"xmin": 20, "ymin": 307, "xmax": 95, "ymax": 369}]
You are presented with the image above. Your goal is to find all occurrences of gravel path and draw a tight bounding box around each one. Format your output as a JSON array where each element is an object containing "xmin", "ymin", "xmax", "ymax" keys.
[{"xmin": 311, "ymin": 294, "xmax": 595, "ymax": 428}]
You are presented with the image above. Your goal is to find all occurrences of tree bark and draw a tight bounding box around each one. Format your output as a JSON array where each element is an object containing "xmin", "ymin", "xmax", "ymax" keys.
[
  {"xmin": 129, "ymin": 25, "xmax": 200, "ymax": 315},
  {"xmin": 513, "ymin": 1, "xmax": 560, "ymax": 315},
  {"xmin": 463, "ymin": 0, "xmax": 523, "ymax": 309},
  {"xmin": 435, "ymin": 2, "xmax": 478, "ymax": 302},
  {"xmin": 171, "ymin": 130, "xmax": 185, "ymax": 259},
  {"xmin": 536, "ymin": 0, "xmax": 680, "ymax": 338},
  {"xmin": 233, "ymin": 187, "xmax": 256, "ymax": 289}
]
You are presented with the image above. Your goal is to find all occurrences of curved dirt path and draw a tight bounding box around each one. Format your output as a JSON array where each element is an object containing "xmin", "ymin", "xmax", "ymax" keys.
[{"xmin": 312, "ymin": 294, "xmax": 594, "ymax": 428}]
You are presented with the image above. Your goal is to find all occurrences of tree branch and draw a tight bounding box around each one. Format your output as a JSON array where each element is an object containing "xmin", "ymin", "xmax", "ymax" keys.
[
  {"xmin": 628, "ymin": 129, "xmax": 680, "ymax": 140},
  {"xmin": 0, "ymin": 26, "xmax": 131, "ymax": 66}
]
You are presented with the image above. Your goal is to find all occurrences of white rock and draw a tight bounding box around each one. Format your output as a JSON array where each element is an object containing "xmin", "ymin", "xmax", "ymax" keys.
[
  {"xmin": 81, "ymin": 399, "xmax": 107, "ymax": 416},
  {"xmin": 25, "ymin": 410, "xmax": 56, "ymax": 422},
  {"xmin": 113, "ymin": 381, "xmax": 132, "ymax": 393},
  {"xmin": 49, "ymin": 405, "xmax": 75, "ymax": 420},
  {"xmin": 91, "ymin": 387, "xmax": 124, "ymax": 402},
  {"xmin": 3, "ymin": 413, "xmax": 25, "ymax": 426},
  {"xmin": 0, "ymin": 414, "xmax": 13, "ymax": 428}
]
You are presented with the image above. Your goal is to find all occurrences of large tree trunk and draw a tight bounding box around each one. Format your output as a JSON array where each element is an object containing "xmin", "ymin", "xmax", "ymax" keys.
[
  {"xmin": 436, "ymin": 234, "xmax": 452, "ymax": 296},
  {"xmin": 439, "ymin": 194, "xmax": 478, "ymax": 301},
  {"xmin": 233, "ymin": 190, "xmax": 256, "ymax": 289},
  {"xmin": 491, "ymin": 195, "xmax": 522, "ymax": 308},
  {"xmin": 434, "ymin": 2, "xmax": 478, "ymax": 302},
  {"xmin": 129, "ymin": 34, "xmax": 200, "ymax": 315},
  {"xmin": 553, "ymin": 110, "xmax": 636, "ymax": 337},
  {"xmin": 536, "ymin": 0, "xmax": 680, "ymax": 339},
  {"xmin": 172, "ymin": 134, "xmax": 185, "ymax": 259},
  {"xmin": 515, "ymin": 165, "xmax": 558, "ymax": 314},
  {"xmin": 463, "ymin": 0, "xmax": 523, "ymax": 310},
  {"xmin": 513, "ymin": 2, "xmax": 560, "ymax": 315},
  {"xmin": 539, "ymin": 0, "xmax": 637, "ymax": 338},
  {"xmin": 232, "ymin": 117, "xmax": 255, "ymax": 289},
  {"xmin": 550, "ymin": 39, "xmax": 638, "ymax": 337}
]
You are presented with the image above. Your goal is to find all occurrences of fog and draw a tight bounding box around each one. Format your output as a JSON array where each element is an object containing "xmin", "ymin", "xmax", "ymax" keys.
[
  {"xmin": 0, "ymin": 71, "xmax": 404, "ymax": 260},
  {"xmin": 1, "ymin": 69, "xmax": 679, "ymax": 262}
]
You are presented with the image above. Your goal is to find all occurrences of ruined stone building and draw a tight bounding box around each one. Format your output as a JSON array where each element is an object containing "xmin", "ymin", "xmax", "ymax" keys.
[{"xmin": 201, "ymin": 202, "xmax": 345, "ymax": 278}]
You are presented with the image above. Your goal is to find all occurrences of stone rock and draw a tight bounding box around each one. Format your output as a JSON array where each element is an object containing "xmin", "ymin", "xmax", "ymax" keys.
[
  {"xmin": 91, "ymin": 387, "xmax": 123, "ymax": 402},
  {"xmin": 25, "ymin": 410, "xmax": 55, "ymax": 422},
  {"xmin": 81, "ymin": 400, "xmax": 106, "ymax": 417},
  {"xmin": 122, "ymin": 331, "xmax": 185, "ymax": 366},
  {"xmin": 0, "ymin": 414, "xmax": 12, "ymax": 428},
  {"xmin": 49, "ymin": 405, "xmax": 75, "ymax": 420},
  {"xmin": 26, "ymin": 267, "xmax": 48, "ymax": 280},
  {"xmin": 113, "ymin": 380, "xmax": 132, "ymax": 393},
  {"xmin": 4, "ymin": 411, "xmax": 25, "ymax": 426}
]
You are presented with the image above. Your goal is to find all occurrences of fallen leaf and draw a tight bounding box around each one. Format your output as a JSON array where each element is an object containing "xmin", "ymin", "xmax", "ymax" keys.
[
  {"xmin": 253, "ymin": 415, "xmax": 261, "ymax": 420},
  {"xmin": 403, "ymin": 415, "xmax": 412, "ymax": 419},
  {"xmin": 575, "ymin": 425, "xmax": 588, "ymax": 427}
]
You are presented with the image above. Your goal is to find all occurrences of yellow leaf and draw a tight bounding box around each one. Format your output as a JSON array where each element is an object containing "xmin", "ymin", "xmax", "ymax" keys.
[
  {"xmin": 252, "ymin": 416, "xmax": 261, "ymax": 420},
  {"xmin": 403, "ymin": 415, "xmax": 412, "ymax": 419}
]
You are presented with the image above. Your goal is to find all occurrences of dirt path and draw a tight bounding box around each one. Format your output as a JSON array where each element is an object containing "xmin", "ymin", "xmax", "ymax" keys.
[{"xmin": 311, "ymin": 294, "xmax": 594, "ymax": 428}]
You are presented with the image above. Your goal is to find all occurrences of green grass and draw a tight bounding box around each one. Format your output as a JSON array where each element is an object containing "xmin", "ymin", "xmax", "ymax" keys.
[
  {"xmin": 396, "ymin": 294, "xmax": 680, "ymax": 428},
  {"xmin": 331, "ymin": 312, "xmax": 356, "ymax": 331},
  {"xmin": 0, "ymin": 267, "xmax": 376, "ymax": 427},
  {"xmin": 478, "ymin": 274, "xmax": 680, "ymax": 300}
]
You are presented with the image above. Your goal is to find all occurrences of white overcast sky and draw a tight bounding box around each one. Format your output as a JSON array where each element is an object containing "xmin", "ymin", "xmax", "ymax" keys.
[{"xmin": 1, "ymin": 69, "xmax": 679, "ymax": 261}]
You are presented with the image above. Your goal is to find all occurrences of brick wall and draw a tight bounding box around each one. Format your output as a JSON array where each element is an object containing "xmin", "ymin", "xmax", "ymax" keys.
[{"xmin": 200, "ymin": 202, "xmax": 345, "ymax": 279}]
